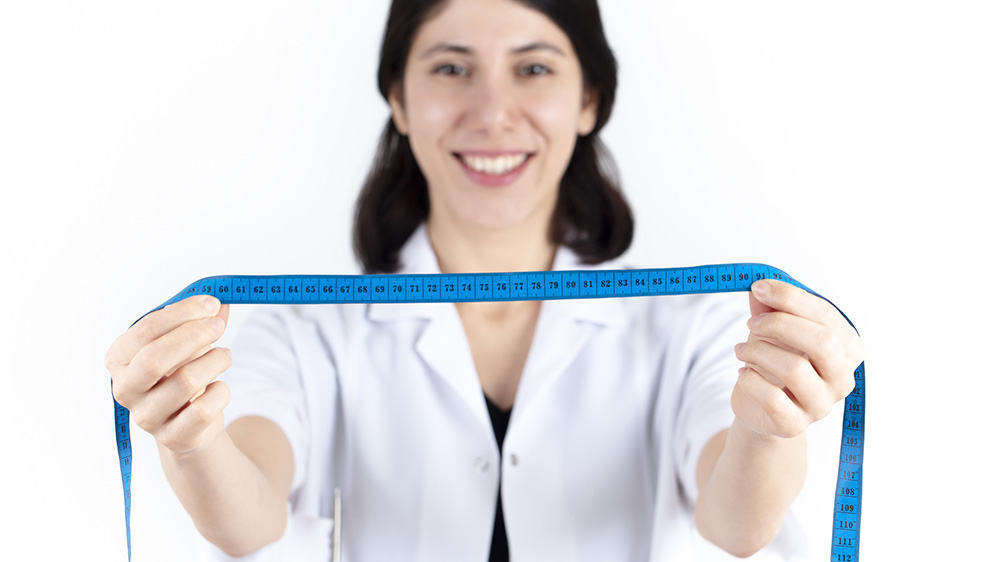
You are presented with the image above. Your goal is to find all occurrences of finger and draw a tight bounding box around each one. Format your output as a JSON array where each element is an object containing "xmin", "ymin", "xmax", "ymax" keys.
[
  {"xmin": 106, "ymin": 295, "xmax": 221, "ymax": 368},
  {"xmin": 137, "ymin": 347, "xmax": 232, "ymax": 430},
  {"xmin": 183, "ymin": 304, "xmax": 230, "ymax": 363},
  {"xmin": 158, "ymin": 380, "xmax": 231, "ymax": 455},
  {"xmin": 745, "ymin": 330, "xmax": 805, "ymax": 367},
  {"xmin": 735, "ymin": 339, "xmax": 833, "ymax": 421},
  {"xmin": 736, "ymin": 366, "xmax": 811, "ymax": 438},
  {"xmin": 748, "ymin": 311, "xmax": 840, "ymax": 375},
  {"xmin": 748, "ymin": 289, "xmax": 778, "ymax": 318},
  {"xmin": 750, "ymin": 279, "xmax": 842, "ymax": 328},
  {"xmin": 125, "ymin": 314, "xmax": 227, "ymax": 394},
  {"xmin": 739, "ymin": 333, "xmax": 785, "ymax": 388}
]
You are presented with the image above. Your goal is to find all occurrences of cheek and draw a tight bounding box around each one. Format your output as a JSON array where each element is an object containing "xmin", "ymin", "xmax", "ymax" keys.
[
  {"xmin": 527, "ymin": 100, "xmax": 583, "ymax": 180},
  {"xmin": 528, "ymin": 92, "xmax": 584, "ymax": 147},
  {"xmin": 404, "ymin": 93, "xmax": 463, "ymax": 170},
  {"xmin": 405, "ymin": 85, "xmax": 462, "ymax": 137}
]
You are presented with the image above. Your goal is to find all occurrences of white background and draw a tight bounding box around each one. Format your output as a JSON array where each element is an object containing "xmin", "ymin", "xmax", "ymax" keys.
[{"xmin": 2, "ymin": 1, "xmax": 997, "ymax": 560}]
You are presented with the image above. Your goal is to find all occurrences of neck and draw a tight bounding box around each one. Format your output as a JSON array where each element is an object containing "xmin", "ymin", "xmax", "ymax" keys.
[{"xmin": 426, "ymin": 216, "xmax": 558, "ymax": 275}]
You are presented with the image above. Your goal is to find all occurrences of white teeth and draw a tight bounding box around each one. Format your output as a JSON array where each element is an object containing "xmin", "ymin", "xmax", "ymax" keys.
[{"xmin": 460, "ymin": 153, "xmax": 528, "ymax": 175}]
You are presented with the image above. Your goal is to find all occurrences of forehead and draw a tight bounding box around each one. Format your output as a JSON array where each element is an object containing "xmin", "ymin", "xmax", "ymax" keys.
[{"xmin": 411, "ymin": 0, "xmax": 574, "ymax": 55}]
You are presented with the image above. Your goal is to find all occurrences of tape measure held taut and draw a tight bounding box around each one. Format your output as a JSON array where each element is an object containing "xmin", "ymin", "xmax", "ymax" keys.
[{"xmin": 111, "ymin": 263, "xmax": 865, "ymax": 561}]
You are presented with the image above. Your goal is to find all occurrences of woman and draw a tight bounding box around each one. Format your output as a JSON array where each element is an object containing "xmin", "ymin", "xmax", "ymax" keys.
[{"xmin": 105, "ymin": 0, "xmax": 864, "ymax": 560}]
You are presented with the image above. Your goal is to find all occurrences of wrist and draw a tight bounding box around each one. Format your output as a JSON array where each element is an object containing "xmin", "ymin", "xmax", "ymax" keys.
[
  {"xmin": 730, "ymin": 417, "xmax": 786, "ymax": 446},
  {"xmin": 158, "ymin": 428, "xmax": 232, "ymax": 467}
]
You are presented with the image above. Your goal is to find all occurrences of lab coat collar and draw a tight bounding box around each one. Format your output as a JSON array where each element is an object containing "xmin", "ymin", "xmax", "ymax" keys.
[
  {"xmin": 366, "ymin": 222, "xmax": 626, "ymax": 327},
  {"xmin": 365, "ymin": 222, "xmax": 627, "ymax": 439}
]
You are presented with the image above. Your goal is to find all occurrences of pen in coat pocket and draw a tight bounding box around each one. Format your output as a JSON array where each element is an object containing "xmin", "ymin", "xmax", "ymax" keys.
[{"xmin": 332, "ymin": 487, "xmax": 342, "ymax": 562}]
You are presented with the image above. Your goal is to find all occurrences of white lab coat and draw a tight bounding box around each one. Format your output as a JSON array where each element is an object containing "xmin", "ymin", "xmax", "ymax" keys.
[{"xmin": 199, "ymin": 222, "xmax": 797, "ymax": 561}]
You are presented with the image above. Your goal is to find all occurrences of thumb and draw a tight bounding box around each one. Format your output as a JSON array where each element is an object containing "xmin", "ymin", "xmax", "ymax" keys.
[
  {"xmin": 215, "ymin": 303, "xmax": 230, "ymax": 326},
  {"xmin": 749, "ymin": 289, "xmax": 777, "ymax": 318}
]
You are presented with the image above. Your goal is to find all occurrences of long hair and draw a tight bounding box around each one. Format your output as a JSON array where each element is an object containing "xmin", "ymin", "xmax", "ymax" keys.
[{"xmin": 353, "ymin": 0, "xmax": 633, "ymax": 273}]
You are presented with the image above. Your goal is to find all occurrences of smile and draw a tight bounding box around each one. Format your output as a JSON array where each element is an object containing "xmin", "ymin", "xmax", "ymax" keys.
[{"xmin": 452, "ymin": 151, "xmax": 535, "ymax": 188}]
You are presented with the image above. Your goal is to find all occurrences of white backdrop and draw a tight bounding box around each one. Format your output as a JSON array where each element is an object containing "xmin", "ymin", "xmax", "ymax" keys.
[{"xmin": 2, "ymin": 1, "xmax": 997, "ymax": 560}]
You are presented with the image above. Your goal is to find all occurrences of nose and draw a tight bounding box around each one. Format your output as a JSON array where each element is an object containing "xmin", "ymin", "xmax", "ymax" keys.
[{"xmin": 465, "ymin": 72, "xmax": 519, "ymax": 135}]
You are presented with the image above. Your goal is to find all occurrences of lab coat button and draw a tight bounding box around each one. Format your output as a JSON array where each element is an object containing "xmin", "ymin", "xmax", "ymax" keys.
[
  {"xmin": 510, "ymin": 454, "xmax": 519, "ymax": 467},
  {"xmin": 473, "ymin": 456, "xmax": 489, "ymax": 472}
]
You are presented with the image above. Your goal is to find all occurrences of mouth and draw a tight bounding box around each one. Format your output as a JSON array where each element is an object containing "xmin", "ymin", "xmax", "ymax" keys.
[{"xmin": 451, "ymin": 151, "xmax": 536, "ymax": 188}]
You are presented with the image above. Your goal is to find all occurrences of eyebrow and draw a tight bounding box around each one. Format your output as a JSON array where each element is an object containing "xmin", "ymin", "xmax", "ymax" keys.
[{"xmin": 418, "ymin": 41, "xmax": 567, "ymax": 59}]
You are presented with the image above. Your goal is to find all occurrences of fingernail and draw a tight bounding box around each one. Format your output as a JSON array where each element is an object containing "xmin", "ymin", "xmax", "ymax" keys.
[
  {"xmin": 734, "ymin": 342, "xmax": 745, "ymax": 354},
  {"xmin": 210, "ymin": 316, "xmax": 225, "ymax": 332},
  {"xmin": 751, "ymin": 280, "xmax": 770, "ymax": 299},
  {"xmin": 203, "ymin": 295, "xmax": 220, "ymax": 314}
]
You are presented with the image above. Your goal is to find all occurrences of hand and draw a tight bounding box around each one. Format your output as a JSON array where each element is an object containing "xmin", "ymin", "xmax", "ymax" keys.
[
  {"xmin": 105, "ymin": 295, "xmax": 233, "ymax": 456},
  {"xmin": 731, "ymin": 279, "xmax": 864, "ymax": 439}
]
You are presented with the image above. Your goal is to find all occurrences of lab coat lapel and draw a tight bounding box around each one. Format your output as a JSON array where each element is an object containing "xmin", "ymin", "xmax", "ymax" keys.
[
  {"xmin": 506, "ymin": 246, "xmax": 625, "ymax": 436},
  {"xmin": 508, "ymin": 296, "xmax": 593, "ymax": 434},
  {"xmin": 366, "ymin": 224, "xmax": 488, "ymax": 426},
  {"xmin": 413, "ymin": 304, "xmax": 486, "ymax": 425},
  {"xmin": 366, "ymin": 223, "xmax": 627, "ymax": 432}
]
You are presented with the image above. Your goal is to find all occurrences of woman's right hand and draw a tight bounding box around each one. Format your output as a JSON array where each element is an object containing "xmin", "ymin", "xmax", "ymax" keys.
[{"xmin": 106, "ymin": 294, "xmax": 233, "ymax": 457}]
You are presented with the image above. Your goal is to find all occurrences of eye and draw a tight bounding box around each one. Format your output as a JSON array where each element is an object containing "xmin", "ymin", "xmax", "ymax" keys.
[
  {"xmin": 520, "ymin": 64, "xmax": 551, "ymax": 77},
  {"xmin": 433, "ymin": 64, "xmax": 467, "ymax": 77}
]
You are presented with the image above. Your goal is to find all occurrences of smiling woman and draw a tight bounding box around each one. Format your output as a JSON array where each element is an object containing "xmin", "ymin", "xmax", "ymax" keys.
[
  {"xmin": 354, "ymin": 0, "xmax": 633, "ymax": 276},
  {"xmin": 103, "ymin": 1, "xmax": 852, "ymax": 561}
]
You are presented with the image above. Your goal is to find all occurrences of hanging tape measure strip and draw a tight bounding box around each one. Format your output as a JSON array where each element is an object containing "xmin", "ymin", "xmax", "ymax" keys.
[{"xmin": 111, "ymin": 263, "xmax": 865, "ymax": 561}]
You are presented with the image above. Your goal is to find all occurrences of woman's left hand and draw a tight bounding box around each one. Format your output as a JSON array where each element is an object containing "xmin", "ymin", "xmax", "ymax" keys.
[{"xmin": 732, "ymin": 279, "xmax": 865, "ymax": 439}]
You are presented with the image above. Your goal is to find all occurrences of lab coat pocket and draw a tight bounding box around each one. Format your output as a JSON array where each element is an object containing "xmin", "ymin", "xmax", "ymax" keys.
[
  {"xmin": 271, "ymin": 488, "xmax": 343, "ymax": 562},
  {"xmin": 274, "ymin": 511, "xmax": 335, "ymax": 561},
  {"xmin": 198, "ymin": 509, "xmax": 333, "ymax": 562}
]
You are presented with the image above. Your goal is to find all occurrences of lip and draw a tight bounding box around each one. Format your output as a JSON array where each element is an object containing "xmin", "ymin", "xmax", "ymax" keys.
[{"xmin": 452, "ymin": 151, "xmax": 535, "ymax": 188}]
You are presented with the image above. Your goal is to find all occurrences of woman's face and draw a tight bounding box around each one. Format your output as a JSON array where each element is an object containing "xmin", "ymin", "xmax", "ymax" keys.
[{"xmin": 389, "ymin": 0, "xmax": 599, "ymax": 233}]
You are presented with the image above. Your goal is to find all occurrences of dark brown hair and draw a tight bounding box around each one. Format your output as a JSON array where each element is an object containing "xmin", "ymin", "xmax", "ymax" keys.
[{"xmin": 353, "ymin": 0, "xmax": 633, "ymax": 273}]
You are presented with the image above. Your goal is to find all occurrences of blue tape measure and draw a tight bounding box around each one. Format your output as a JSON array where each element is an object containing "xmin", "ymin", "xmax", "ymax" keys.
[{"xmin": 111, "ymin": 263, "xmax": 864, "ymax": 561}]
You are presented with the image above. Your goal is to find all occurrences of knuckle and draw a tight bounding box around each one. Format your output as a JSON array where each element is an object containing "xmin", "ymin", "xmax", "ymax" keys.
[
  {"xmin": 852, "ymin": 338, "xmax": 866, "ymax": 365},
  {"xmin": 823, "ymin": 307, "xmax": 842, "ymax": 327},
  {"xmin": 820, "ymin": 402, "xmax": 833, "ymax": 420},
  {"xmin": 132, "ymin": 348, "xmax": 165, "ymax": 377},
  {"xmin": 816, "ymin": 331, "xmax": 838, "ymax": 358},
  {"xmin": 792, "ymin": 357, "xmax": 813, "ymax": 380},
  {"xmin": 173, "ymin": 368, "xmax": 201, "ymax": 399},
  {"xmin": 212, "ymin": 349, "xmax": 234, "ymax": 375},
  {"xmin": 215, "ymin": 381, "xmax": 232, "ymax": 405},
  {"xmin": 839, "ymin": 375, "xmax": 857, "ymax": 398},
  {"xmin": 159, "ymin": 431, "xmax": 185, "ymax": 453},
  {"xmin": 104, "ymin": 348, "xmax": 117, "ymax": 371},
  {"xmin": 751, "ymin": 315, "xmax": 772, "ymax": 337},
  {"xmin": 811, "ymin": 400, "xmax": 833, "ymax": 422},
  {"xmin": 190, "ymin": 401, "xmax": 215, "ymax": 425},
  {"xmin": 734, "ymin": 371, "xmax": 751, "ymax": 394},
  {"xmin": 772, "ymin": 408, "xmax": 806, "ymax": 437},
  {"xmin": 159, "ymin": 419, "xmax": 193, "ymax": 453},
  {"xmin": 111, "ymin": 381, "xmax": 127, "ymax": 405},
  {"xmin": 133, "ymin": 319, "xmax": 158, "ymax": 345},
  {"xmin": 132, "ymin": 410, "xmax": 154, "ymax": 433},
  {"xmin": 762, "ymin": 391, "xmax": 786, "ymax": 417},
  {"xmin": 787, "ymin": 417, "xmax": 809, "ymax": 437},
  {"xmin": 201, "ymin": 318, "xmax": 223, "ymax": 340}
]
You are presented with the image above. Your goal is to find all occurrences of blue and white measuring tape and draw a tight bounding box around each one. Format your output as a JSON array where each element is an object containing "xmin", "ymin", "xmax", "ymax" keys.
[{"xmin": 112, "ymin": 263, "xmax": 864, "ymax": 561}]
